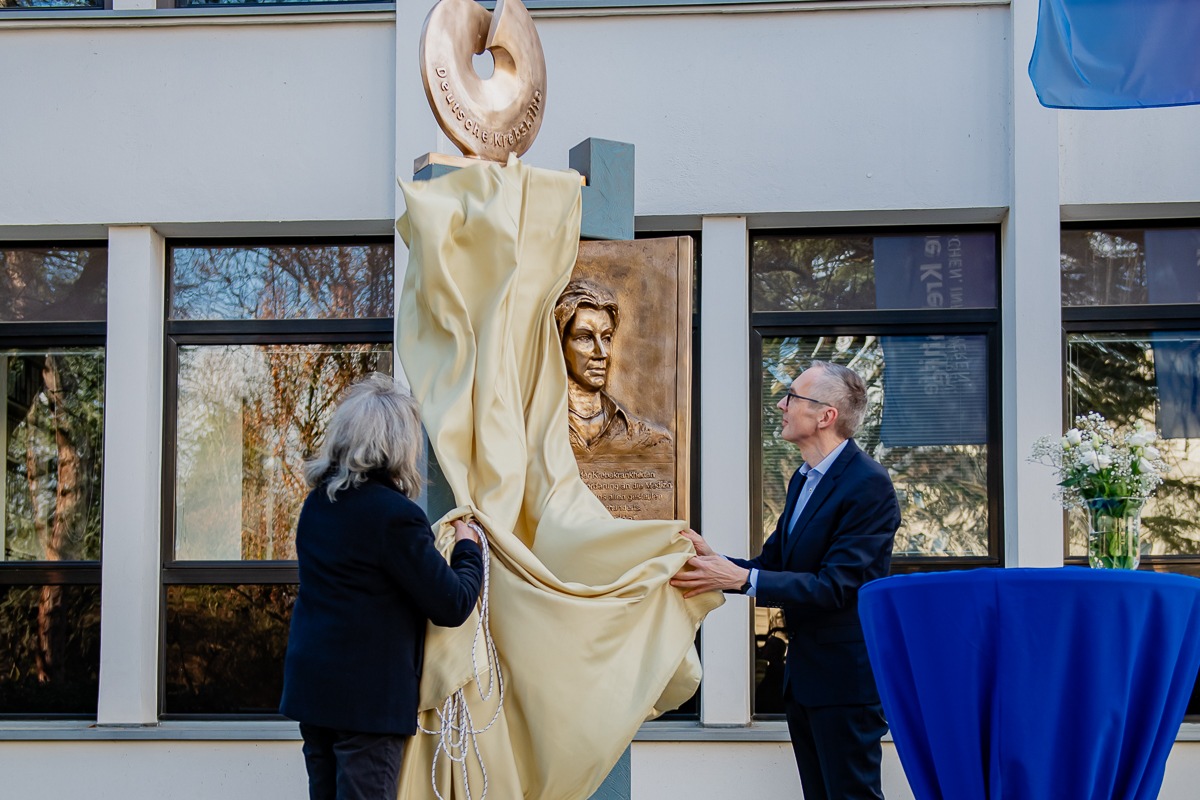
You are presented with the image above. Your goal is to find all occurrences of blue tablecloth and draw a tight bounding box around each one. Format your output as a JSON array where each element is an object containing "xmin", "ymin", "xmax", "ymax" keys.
[{"xmin": 859, "ymin": 568, "xmax": 1200, "ymax": 800}]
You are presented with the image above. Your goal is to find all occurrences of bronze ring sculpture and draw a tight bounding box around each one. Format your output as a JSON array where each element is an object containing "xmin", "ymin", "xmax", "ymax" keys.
[{"xmin": 419, "ymin": 0, "xmax": 547, "ymax": 162}]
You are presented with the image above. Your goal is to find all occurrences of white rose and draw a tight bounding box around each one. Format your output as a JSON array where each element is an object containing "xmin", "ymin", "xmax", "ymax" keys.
[
  {"xmin": 1084, "ymin": 451, "xmax": 1101, "ymax": 472},
  {"xmin": 1065, "ymin": 429, "xmax": 1083, "ymax": 446},
  {"xmin": 1139, "ymin": 457, "xmax": 1159, "ymax": 475},
  {"xmin": 1145, "ymin": 446, "xmax": 1161, "ymax": 460},
  {"xmin": 1129, "ymin": 431, "xmax": 1153, "ymax": 447},
  {"xmin": 1079, "ymin": 442, "xmax": 1095, "ymax": 456},
  {"xmin": 1096, "ymin": 453, "xmax": 1112, "ymax": 470}
]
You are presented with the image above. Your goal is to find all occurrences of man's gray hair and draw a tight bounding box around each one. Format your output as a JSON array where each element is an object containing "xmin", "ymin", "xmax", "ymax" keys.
[
  {"xmin": 303, "ymin": 372, "xmax": 425, "ymax": 501},
  {"xmin": 553, "ymin": 279, "xmax": 620, "ymax": 342},
  {"xmin": 807, "ymin": 360, "xmax": 868, "ymax": 438}
]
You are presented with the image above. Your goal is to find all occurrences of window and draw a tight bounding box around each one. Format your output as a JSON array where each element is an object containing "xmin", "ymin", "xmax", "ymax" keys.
[
  {"xmin": 1060, "ymin": 224, "xmax": 1200, "ymax": 566},
  {"xmin": 161, "ymin": 240, "xmax": 393, "ymax": 717},
  {"xmin": 749, "ymin": 228, "xmax": 1002, "ymax": 716},
  {"xmin": 1, "ymin": 244, "xmax": 107, "ymax": 717},
  {"xmin": 0, "ymin": 1, "xmax": 105, "ymax": 8},
  {"xmin": 1060, "ymin": 222, "xmax": 1200, "ymax": 719}
]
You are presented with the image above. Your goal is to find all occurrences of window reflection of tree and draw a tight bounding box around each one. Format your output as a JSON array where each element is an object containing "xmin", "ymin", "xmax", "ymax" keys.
[
  {"xmin": 1067, "ymin": 334, "xmax": 1200, "ymax": 556},
  {"xmin": 3, "ymin": 348, "xmax": 104, "ymax": 709},
  {"xmin": 164, "ymin": 240, "xmax": 393, "ymax": 714},
  {"xmin": 1060, "ymin": 231, "xmax": 1146, "ymax": 306},
  {"xmin": 760, "ymin": 336, "xmax": 989, "ymax": 560},
  {"xmin": 164, "ymin": 584, "xmax": 297, "ymax": 715},
  {"xmin": 1, "ymin": 248, "xmax": 106, "ymax": 322},
  {"xmin": 171, "ymin": 245, "xmax": 392, "ymax": 321},
  {"xmin": 751, "ymin": 236, "xmax": 875, "ymax": 312},
  {"xmin": 7, "ymin": 352, "xmax": 104, "ymax": 562},
  {"xmin": 176, "ymin": 344, "xmax": 390, "ymax": 562}
]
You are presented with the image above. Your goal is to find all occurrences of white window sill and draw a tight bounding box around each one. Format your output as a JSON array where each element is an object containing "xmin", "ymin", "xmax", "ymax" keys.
[{"xmin": 3, "ymin": 719, "xmax": 1198, "ymax": 743}]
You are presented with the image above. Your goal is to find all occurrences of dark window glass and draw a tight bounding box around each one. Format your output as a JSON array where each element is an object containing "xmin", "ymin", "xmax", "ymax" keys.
[
  {"xmin": 4, "ymin": 348, "xmax": 106, "ymax": 562},
  {"xmin": 1061, "ymin": 227, "xmax": 1200, "ymax": 307},
  {"xmin": 759, "ymin": 335, "xmax": 989, "ymax": 560},
  {"xmin": 169, "ymin": 243, "xmax": 393, "ymax": 321},
  {"xmin": 173, "ymin": 343, "xmax": 392, "ymax": 561},
  {"xmin": 0, "ymin": 247, "xmax": 107, "ymax": 323},
  {"xmin": 751, "ymin": 233, "xmax": 997, "ymax": 312},
  {"xmin": 0, "ymin": 583, "xmax": 101, "ymax": 715},
  {"xmin": 163, "ymin": 584, "xmax": 296, "ymax": 716},
  {"xmin": 164, "ymin": 238, "xmax": 391, "ymax": 718},
  {"xmin": 1065, "ymin": 332, "xmax": 1200, "ymax": 557}
]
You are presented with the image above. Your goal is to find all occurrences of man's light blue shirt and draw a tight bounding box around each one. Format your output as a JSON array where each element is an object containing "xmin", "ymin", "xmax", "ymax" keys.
[{"xmin": 745, "ymin": 439, "xmax": 849, "ymax": 597}]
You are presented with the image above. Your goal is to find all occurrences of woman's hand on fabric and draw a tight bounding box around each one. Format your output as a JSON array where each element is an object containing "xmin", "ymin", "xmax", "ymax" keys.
[{"xmin": 453, "ymin": 518, "xmax": 481, "ymax": 544}]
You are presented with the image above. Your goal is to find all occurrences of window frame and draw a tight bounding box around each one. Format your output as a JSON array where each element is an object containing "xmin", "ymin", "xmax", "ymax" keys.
[
  {"xmin": 1060, "ymin": 219, "xmax": 1200, "ymax": 577},
  {"xmin": 748, "ymin": 224, "xmax": 1005, "ymax": 574},
  {"xmin": 0, "ymin": 323, "xmax": 107, "ymax": 589},
  {"xmin": 747, "ymin": 225, "xmax": 1004, "ymax": 719},
  {"xmin": 0, "ymin": 240, "xmax": 108, "ymax": 720},
  {"xmin": 158, "ymin": 236, "xmax": 394, "ymax": 720}
]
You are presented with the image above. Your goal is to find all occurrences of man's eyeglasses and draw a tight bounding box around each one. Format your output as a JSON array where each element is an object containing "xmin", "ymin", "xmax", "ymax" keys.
[{"xmin": 784, "ymin": 391, "xmax": 830, "ymax": 408}]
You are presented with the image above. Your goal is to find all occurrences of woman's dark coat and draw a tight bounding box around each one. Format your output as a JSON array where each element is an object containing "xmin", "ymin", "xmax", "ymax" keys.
[{"xmin": 280, "ymin": 474, "xmax": 483, "ymax": 735}]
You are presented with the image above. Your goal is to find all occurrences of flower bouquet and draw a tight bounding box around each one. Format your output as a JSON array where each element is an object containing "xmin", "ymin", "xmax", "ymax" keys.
[{"xmin": 1030, "ymin": 412, "xmax": 1167, "ymax": 569}]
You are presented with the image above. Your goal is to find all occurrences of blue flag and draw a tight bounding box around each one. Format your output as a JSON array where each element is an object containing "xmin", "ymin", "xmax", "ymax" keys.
[{"xmin": 1029, "ymin": 0, "xmax": 1200, "ymax": 109}]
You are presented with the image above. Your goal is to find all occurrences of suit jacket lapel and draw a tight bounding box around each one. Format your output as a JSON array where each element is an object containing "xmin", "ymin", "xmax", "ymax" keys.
[
  {"xmin": 777, "ymin": 468, "xmax": 806, "ymax": 543},
  {"xmin": 783, "ymin": 440, "xmax": 861, "ymax": 562}
]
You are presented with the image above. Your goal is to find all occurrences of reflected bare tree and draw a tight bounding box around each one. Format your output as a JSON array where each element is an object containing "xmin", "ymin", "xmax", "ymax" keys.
[
  {"xmin": 171, "ymin": 244, "xmax": 392, "ymax": 321},
  {"xmin": 1, "ymin": 248, "xmax": 106, "ymax": 322},
  {"xmin": 170, "ymin": 242, "xmax": 394, "ymax": 561}
]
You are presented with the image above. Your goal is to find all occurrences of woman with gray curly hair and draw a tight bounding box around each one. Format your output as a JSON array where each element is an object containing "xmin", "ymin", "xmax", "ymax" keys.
[{"xmin": 280, "ymin": 372, "xmax": 484, "ymax": 800}]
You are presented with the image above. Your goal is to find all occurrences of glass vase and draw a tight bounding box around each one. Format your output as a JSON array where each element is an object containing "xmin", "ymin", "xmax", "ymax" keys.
[{"xmin": 1084, "ymin": 496, "xmax": 1144, "ymax": 570}]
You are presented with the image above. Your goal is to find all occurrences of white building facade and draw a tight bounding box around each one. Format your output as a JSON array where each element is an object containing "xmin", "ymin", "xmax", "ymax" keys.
[{"xmin": 2, "ymin": 1, "xmax": 1199, "ymax": 797}]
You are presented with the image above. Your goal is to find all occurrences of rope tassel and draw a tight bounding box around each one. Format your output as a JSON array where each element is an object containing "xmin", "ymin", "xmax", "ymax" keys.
[{"xmin": 419, "ymin": 521, "xmax": 504, "ymax": 800}]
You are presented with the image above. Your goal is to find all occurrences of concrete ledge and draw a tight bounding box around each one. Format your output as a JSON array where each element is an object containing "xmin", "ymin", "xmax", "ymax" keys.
[
  {"xmin": 0, "ymin": 720, "xmax": 303, "ymax": 741},
  {"xmin": 5, "ymin": 719, "xmax": 1197, "ymax": 742}
]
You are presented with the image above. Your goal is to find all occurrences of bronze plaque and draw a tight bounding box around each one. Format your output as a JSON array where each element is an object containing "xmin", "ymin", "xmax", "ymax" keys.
[{"xmin": 556, "ymin": 237, "xmax": 693, "ymax": 521}]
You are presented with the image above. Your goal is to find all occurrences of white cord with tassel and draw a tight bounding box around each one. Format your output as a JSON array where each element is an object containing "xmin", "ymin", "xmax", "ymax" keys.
[{"xmin": 419, "ymin": 520, "xmax": 504, "ymax": 800}]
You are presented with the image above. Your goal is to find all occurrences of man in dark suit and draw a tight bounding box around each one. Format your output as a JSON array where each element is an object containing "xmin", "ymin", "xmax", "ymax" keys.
[{"xmin": 671, "ymin": 361, "xmax": 901, "ymax": 800}]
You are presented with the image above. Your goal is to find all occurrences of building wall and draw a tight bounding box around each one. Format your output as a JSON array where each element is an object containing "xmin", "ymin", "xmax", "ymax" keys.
[
  {"xmin": 1, "ymin": 18, "xmax": 397, "ymax": 232},
  {"xmin": 1059, "ymin": 105, "xmax": 1200, "ymax": 217},
  {"xmin": 3, "ymin": 1, "xmax": 1200, "ymax": 798}
]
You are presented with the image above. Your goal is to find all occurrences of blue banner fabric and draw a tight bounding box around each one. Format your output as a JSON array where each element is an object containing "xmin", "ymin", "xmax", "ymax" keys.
[
  {"xmin": 873, "ymin": 234, "xmax": 997, "ymax": 310},
  {"xmin": 1145, "ymin": 229, "xmax": 1200, "ymax": 305},
  {"xmin": 1146, "ymin": 230, "xmax": 1200, "ymax": 439},
  {"xmin": 874, "ymin": 235, "xmax": 992, "ymax": 447},
  {"xmin": 1029, "ymin": 0, "xmax": 1200, "ymax": 110}
]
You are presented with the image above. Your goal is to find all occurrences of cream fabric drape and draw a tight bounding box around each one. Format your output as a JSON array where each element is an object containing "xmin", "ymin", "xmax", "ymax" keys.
[{"xmin": 395, "ymin": 157, "xmax": 721, "ymax": 800}]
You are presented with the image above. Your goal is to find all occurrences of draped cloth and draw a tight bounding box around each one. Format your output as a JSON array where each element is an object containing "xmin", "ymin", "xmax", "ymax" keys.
[
  {"xmin": 1028, "ymin": 0, "xmax": 1200, "ymax": 109},
  {"xmin": 860, "ymin": 568, "xmax": 1200, "ymax": 800},
  {"xmin": 394, "ymin": 157, "xmax": 722, "ymax": 800}
]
